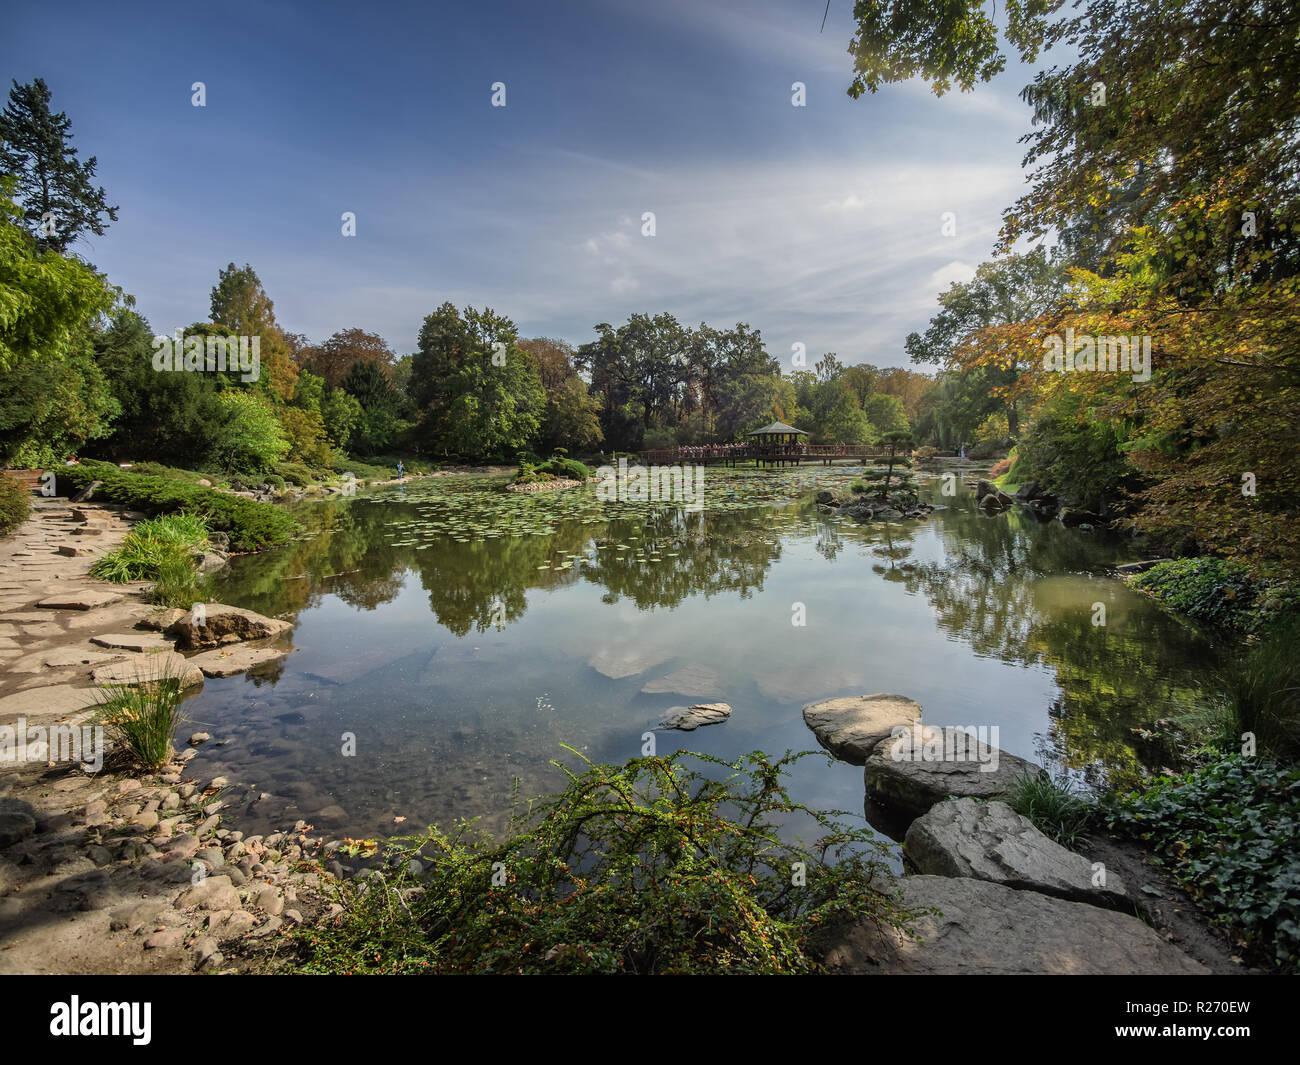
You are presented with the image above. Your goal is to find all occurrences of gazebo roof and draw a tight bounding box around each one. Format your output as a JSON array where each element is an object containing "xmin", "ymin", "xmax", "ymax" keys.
[{"xmin": 747, "ymin": 420, "xmax": 808, "ymax": 436}]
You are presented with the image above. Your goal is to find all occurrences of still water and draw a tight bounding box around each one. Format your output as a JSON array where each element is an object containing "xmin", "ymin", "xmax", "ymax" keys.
[{"xmin": 183, "ymin": 466, "xmax": 1215, "ymax": 845}]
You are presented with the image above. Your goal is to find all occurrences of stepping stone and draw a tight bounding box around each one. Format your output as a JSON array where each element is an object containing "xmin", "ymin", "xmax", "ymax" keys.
[
  {"xmin": 904, "ymin": 798, "xmax": 1128, "ymax": 909},
  {"xmin": 0, "ymin": 683, "xmax": 100, "ymax": 722},
  {"xmin": 91, "ymin": 632, "xmax": 174, "ymax": 653},
  {"xmin": 57, "ymin": 545, "xmax": 97, "ymax": 557},
  {"xmin": 823, "ymin": 875, "xmax": 1208, "ymax": 975},
  {"xmin": 659, "ymin": 702, "xmax": 732, "ymax": 731},
  {"xmin": 803, "ymin": 693, "xmax": 922, "ymax": 765},
  {"xmin": 91, "ymin": 652, "xmax": 203, "ymax": 689},
  {"xmin": 43, "ymin": 647, "xmax": 127, "ymax": 669},
  {"xmin": 863, "ymin": 726, "xmax": 1046, "ymax": 825},
  {"xmin": 188, "ymin": 646, "xmax": 288, "ymax": 678}
]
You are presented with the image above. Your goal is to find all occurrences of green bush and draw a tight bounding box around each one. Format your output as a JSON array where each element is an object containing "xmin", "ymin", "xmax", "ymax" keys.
[
  {"xmin": 1130, "ymin": 557, "xmax": 1298, "ymax": 635},
  {"xmin": 59, "ymin": 464, "xmax": 295, "ymax": 551},
  {"xmin": 273, "ymin": 460, "xmax": 320, "ymax": 487},
  {"xmin": 1101, "ymin": 756, "xmax": 1300, "ymax": 971},
  {"xmin": 0, "ymin": 473, "xmax": 31, "ymax": 536},
  {"xmin": 536, "ymin": 456, "xmax": 592, "ymax": 481},
  {"xmin": 292, "ymin": 749, "xmax": 919, "ymax": 974}
]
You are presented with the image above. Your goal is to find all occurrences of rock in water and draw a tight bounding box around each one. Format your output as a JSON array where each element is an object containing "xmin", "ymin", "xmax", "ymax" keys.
[
  {"xmin": 167, "ymin": 604, "xmax": 292, "ymax": 650},
  {"xmin": 903, "ymin": 798, "xmax": 1127, "ymax": 909},
  {"xmin": 822, "ymin": 875, "xmax": 1208, "ymax": 974},
  {"xmin": 863, "ymin": 725, "xmax": 1045, "ymax": 824},
  {"xmin": 802, "ymin": 694, "xmax": 922, "ymax": 765},
  {"xmin": 659, "ymin": 703, "xmax": 732, "ymax": 731}
]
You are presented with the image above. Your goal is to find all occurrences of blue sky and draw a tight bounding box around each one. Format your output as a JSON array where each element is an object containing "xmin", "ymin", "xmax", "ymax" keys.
[{"xmin": 4, "ymin": 0, "xmax": 1047, "ymax": 367}]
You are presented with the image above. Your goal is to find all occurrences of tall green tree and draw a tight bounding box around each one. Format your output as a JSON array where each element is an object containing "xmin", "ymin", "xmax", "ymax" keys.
[
  {"xmin": 0, "ymin": 183, "xmax": 118, "ymax": 464},
  {"xmin": 409, "ymin": 302, "xmax": 543, "ymax": 459},
  {"xmin": 0, "ymin": 78, "xmax": 117, "ymax": 253}
]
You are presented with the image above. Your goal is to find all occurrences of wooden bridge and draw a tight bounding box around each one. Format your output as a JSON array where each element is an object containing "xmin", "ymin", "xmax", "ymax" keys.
[{"xmin": 637, "ymin": 443, "xmax": 898, "ymax": 468}]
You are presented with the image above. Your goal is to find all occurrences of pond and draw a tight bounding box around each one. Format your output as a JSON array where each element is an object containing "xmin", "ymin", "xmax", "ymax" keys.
[{"xmin": 183, "ymin": 465, "xmax": 1217, "ymax": 850}]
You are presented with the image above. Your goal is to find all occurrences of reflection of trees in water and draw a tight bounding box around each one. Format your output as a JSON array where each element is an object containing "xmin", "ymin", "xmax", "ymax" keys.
[
  {"xmin": 212, "ymin": 500, "xmax": 407, "ymax": 618},
  {"xmin": 898, "ymin": 503, "xmax": 1215, "ymax": 787},
  {"xmin": 583, "ymin": 510, "xmax": 779, "ymax": 609},
  {"xmin": 217, "ymin": 495, "xmax": 787, "ymax": 637}
]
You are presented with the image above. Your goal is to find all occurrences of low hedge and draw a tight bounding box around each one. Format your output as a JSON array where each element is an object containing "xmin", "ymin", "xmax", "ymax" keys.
[
  {"xmin": 0, "ymin": 473, "xmax": 31, "ymax": 536},
  {"xmin": 57, "ymin": 462, "xmax": 296, "ymax": 552}
]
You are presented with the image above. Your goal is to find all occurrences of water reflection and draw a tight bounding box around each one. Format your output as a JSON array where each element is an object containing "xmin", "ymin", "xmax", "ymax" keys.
[{"xmin": 193, "ymin": 469, "xmax": 1216, "ymax": 840}]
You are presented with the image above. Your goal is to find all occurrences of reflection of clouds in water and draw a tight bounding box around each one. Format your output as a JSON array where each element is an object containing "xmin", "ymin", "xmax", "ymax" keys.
[{"xmin": 194, "ymin": 469, "xmax": 1217, "ymax": 842}]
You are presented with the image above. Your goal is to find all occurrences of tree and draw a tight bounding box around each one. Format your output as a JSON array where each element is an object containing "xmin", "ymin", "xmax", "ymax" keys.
[
  {"xmin": 905, "ymin": 251, "xmax": 1064, "ymax": 437},
  {"xmin": 0, "ymin": 182, "xmax": 118, "ymax": 464},
  {"xmin": 409, "ymin": 302, "xmax": 544, "ymax": 459},
  {"xmin": 211, "ymin": 390, "xmax": 289, "ymax": 473},
  {"xmin": 209, "ymin": 263, "xmax": 298, "ymax": 400},
  {"xmin": 518, "ymin": 337, "xmax": 604, "ymax": 453},
  {"xmin": 93, "ymin": 308, "xmax": 227, "ymax": 465},
  {"xmin": 301, "ymin": 328, "xmax": 397, "ymax": 388},
  {"xmin": 0, "ymin": 78, "xmax": 117, "ymax": 253},
  {"xmin": 864, "ymin": 392, "xmax": 908, "ymax": 436}
]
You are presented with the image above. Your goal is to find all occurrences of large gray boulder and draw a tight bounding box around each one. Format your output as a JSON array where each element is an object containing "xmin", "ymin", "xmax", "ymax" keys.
[
  {"xmin": 904, "ymin": 798, "xmax": 1127, "ymax": 909},
  {"xmin": 822, "ymin": 875, "xmax": 1208, "ymax": 974},
  {"xmin": 863, "ymin": 725, "xmax": 1045, "ymax": 823},
  {"xmin": 167, "ymin": 604, "xmax": 291, "ymax": 650},
  {"xmin": 802, "ymin": 694, "xmax": 922, "ymax": 765}
]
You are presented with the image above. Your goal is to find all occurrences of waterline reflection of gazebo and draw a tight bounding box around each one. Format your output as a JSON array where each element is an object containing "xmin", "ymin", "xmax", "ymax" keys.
[{"xmin": 746, "ymin": 420, "xmax": 809, "ymax": 467}]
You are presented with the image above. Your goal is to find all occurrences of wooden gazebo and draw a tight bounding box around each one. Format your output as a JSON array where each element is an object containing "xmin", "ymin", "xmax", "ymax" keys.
[{"xmin": 746, "ymin": 420, "xmax": 809, "ymax": 467}]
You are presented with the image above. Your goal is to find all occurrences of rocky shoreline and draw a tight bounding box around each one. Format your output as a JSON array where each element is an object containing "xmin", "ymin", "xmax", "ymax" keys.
[
  {"xmin": 0, "ymin": 495, "xmax": 360, "ymax": 974},
  {"xmin": 803, "ymin": 694, "xmax": 1249, "ymax": 974}
]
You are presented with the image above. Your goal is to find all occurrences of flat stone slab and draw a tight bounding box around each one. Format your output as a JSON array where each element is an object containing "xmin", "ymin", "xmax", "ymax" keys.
[
  {"xmin": 864, "ymin": 726, "xmax": 1045, "ymax": 824},
  {"xmin": 802, "ymin": 693, "xmax": 922, "ymax": 765},
  {"xmin": 823, "ymin": 875, "xmax": 1208, "ymax": 975},
  {"xmin": 659, "ymin": 702, "xmax": 732, "ymax": 731},
  {"xmin": 37, "ymin": 591, "xmax": 124, "ymax": 611},
  {"xmin": 641, "ymin": 663, "xmax": 724, "ymax": 698},
  {"xmin": 904, "ymin": 798, "xmax": 1127, "ymax": 909},
  {"xmin": 90, "ymin": 632, "xmax": 174, "ymax": 653},
  {"xmin": 4, "ymin": 646, "xmax": 126, "ymax": 674},
  {"xmin": 188, "ymin": 646, "xmax": 288, "ymax": 678},
  {"xmin": 167, "ymin": 604, "xmax": 291, "ymax": 650},
  {"xmin": 90, "ymin": 652, "xmax": 203, "ymax": 689},
  {"xmin": 0, "ymin": 683, "xmax": 100, "ymax": 723}
]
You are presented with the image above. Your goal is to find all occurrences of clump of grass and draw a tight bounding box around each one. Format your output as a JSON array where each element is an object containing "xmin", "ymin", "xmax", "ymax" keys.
[
  {"xmin": 293, "ymin": 748, "xmax": 923, "ymax": 974},
  {"xmin": 1210, "ymin": 616, "xmax": 1300, "ymax": 762},
  {"xmin": 90, "ymin": 513, "xmax": 209, "ymax": 583},
  {"xmin": 94, "ymin": 671, "xmax": 188, "ymax": 771},
  {"xmin": 150, "ymin": 552, "xmax": 207, "ymax": 608},
  {"xmin": 1007, "ymin": 771, "xmax": 1095, "ymax": 848}
]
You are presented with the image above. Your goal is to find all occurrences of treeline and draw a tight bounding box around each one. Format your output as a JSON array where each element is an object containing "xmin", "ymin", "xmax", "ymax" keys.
[{"xmin": 850, "ymin": 1, "xmax": 1300, "ymax": 573}]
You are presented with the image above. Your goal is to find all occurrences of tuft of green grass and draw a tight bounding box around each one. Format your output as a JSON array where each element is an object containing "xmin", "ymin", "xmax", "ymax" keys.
[
  {"xmin": 94, "ymin": 670, "xmax": 188, "ymax": 771},
  {"xmin": 1007, "ymin": 771, "xmax": 1095, "ymax": 848},
  {"xmin": 91, "ymin": 513, "xmax": 209, "ymax": 583},
  {"xmin": 1211, "ymin": 616, "xmax": 1300, "ymax": 762}
]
